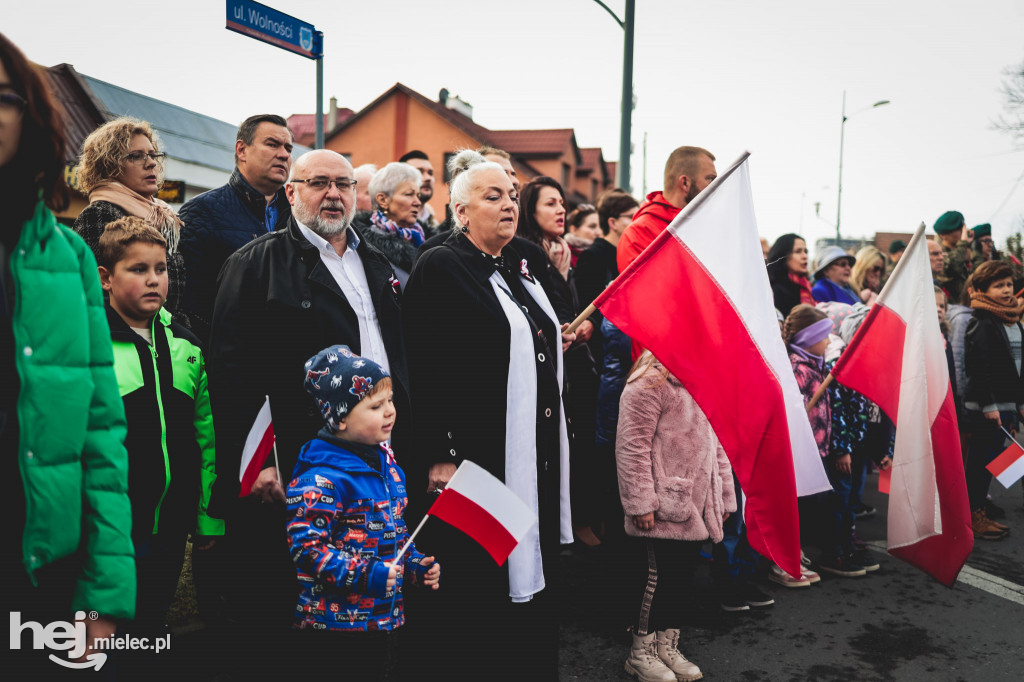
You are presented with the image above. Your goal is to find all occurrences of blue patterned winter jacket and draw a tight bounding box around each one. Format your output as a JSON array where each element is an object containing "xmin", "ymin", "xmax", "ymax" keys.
[{"xmin": 286, "ymin": 432, "xmax": 429, "ymax": 631}]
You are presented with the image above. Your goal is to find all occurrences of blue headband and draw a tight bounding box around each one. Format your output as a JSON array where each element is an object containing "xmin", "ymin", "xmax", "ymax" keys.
[{"xmin": 791, "ymin": 318, "xmax": 833, "ymax": 349}]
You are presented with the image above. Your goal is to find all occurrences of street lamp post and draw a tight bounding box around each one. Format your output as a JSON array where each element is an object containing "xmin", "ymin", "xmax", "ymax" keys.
[
  {"xmin": 836, "ymin": 91, "xmax": 890, "ymax": 242},
  {"xmin": 592, "ymin": 0, "xmax": 635, "ymax": 191}
]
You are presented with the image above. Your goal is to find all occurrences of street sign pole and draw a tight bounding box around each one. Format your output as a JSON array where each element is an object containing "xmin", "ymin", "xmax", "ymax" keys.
[
  {"xmin": 315, "ymin": 32, "xmax": 324, "ymax": 149},
  {"xmin": 225, "ymin": 1, "xmax": 322, "ymax": 145}
]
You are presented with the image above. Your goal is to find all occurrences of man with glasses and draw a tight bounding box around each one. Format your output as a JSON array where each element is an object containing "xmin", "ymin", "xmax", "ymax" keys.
[
  {"xmin": 205, "ymin": 149, "xmax": 409, "ymax": 674},
  {"xmin": 178, "ymin": 114, "xmax": 295, "ymax": 344}
]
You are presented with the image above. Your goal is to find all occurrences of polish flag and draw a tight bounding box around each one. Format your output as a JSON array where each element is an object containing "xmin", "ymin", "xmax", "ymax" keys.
[
  {"xmin": 428, "ymin": 460, "xmax": 538, "ymax": 565},
  {"xmin": 831, "ymin": 225, "xmax": 973, "ymax": 586},
  {"xmin": 592, "ymin": 153, "xmax": 830, "ymax": 579},
  {"xmin": 986, "ymin": 436, "xmax": 1024, "ymax": 489},
  {"xmin": 238, "ymin": 396, "xmax": 275, "ymax": 497}
]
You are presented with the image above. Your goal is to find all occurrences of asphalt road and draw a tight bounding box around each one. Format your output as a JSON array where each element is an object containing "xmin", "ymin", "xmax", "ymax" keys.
[{"xmin": 558, "ymin": 473, "xmax": 1024, "ymax": 682}]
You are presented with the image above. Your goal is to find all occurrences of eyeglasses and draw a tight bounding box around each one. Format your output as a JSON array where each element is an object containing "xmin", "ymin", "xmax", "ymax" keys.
[
  {"xmin": 0, "ymin": 92, "xmax": 28, "ymax": 116},
  {"xmin": 869, "ymin": 265, "xmax": 884, "ymax": 274},
  {"xmin": 291, "ymin": 177, "xmax": 357, "ymax": 191},
  {"xmin": 123, "ymin": 151, "xmax": 166, "ymax": 165},
  {"xmin": 978, "ymin": 238, "xmax": 994, "ymax": 246},
  {"xmin": 617, "ymin": 212, "xmax": 636, "ymax": 220}
]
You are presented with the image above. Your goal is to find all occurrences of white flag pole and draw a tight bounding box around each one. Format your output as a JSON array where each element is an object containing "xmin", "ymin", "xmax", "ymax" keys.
[
  {"xmin": 392, "ymin": 514, "xmax": 431, "ymax": 565},
  {"xmin": 267, "ymin": 395, "xmax": 282, "ymax": 486}
]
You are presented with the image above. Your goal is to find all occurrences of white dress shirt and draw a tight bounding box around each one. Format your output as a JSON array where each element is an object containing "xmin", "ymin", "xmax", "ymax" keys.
[{"xmin": 295, "ymin": 220, "xmax": 391, "ymax": 374}]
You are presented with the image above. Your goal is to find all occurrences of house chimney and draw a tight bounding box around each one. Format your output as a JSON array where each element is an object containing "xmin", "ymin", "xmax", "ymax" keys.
[
  {"xmin": 328, "ymin": 96, "xmax": 338, "ymax": 130},
  {"xmin": 439, "ymin": 88, "xmax": 449, "ymax": 105},
  {"xmin": 444, "ymin": 92, "xmax": 473, "ymax": 120}
]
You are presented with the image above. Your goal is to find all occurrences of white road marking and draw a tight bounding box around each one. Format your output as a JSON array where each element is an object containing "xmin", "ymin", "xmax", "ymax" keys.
[{"xmin": 866, "ymin": 540, "xmax": 1024, "ymax": 606}]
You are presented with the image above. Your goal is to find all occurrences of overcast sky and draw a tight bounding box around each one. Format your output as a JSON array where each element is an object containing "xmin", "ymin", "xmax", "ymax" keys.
[{"xmin": 6, "ymin": 0, "xmax": 1022, "ymax": 254}]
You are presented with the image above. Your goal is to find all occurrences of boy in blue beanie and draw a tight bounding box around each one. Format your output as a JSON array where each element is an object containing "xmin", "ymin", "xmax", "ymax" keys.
[{"xmin": 286, "ymin": 345, "xmax": 439, "ymax": 678}]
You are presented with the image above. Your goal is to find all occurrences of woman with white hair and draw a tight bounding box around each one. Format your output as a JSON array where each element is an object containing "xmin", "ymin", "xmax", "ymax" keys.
[
  {"xmin": 403, "ymin": 151, "xmax": 575, "ymax": 681},
  {"xmin": 350, "ymin": 161, "xmax": 423, "ymax": 287}
]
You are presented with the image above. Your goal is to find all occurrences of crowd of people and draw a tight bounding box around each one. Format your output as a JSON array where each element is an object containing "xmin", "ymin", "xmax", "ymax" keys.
[{"xmin": 4, "ymin": 33, "xmax": 1023, "ymax": 681}]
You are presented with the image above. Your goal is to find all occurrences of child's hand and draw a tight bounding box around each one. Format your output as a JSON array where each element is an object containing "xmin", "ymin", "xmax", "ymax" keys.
[
  {"xmin": 632, "ymin": 512, "xmax": 654, "ymax": 532},
  {"xmin": 878, "ymin": 456, "xmax": 892, "ymax": 471},
  {"xmin": 421, "ymin": 556, "xmax": 441, "ymax": 590},
  {"xmin": 385, "ymin": 563, "xmax": 398, "ymax": 591},
  {"xmin": 983, "ymin": 410, "xmax": 1001, "ymax": 426},
  {"xmin": 835, "ymin": 454, "xmax": 851, "ymax": 475}
]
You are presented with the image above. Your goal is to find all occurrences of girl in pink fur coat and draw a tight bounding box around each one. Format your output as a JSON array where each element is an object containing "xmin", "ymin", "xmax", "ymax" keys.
[{"xmin": 616, "ymin": 352, "xmax": 736, "ymax": 682}]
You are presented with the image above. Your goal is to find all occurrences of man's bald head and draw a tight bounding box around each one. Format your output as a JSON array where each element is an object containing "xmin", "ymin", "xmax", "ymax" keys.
[
  {"xmin": 290, "ymin": 149, "xmax": 354, "ymax": 181},
  {"xmin": 286, "ymin": 150, "xmax": 357, "ymax": 239}
]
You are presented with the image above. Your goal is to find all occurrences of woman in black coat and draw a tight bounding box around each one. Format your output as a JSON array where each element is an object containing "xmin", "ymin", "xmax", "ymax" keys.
[
  {"xmin": 403, "ymin": 153, "xmax": 573, "ymax": 681},
  {"xmin": 767, "ymin": 232, "xmax": 814, "ymax": 316}
]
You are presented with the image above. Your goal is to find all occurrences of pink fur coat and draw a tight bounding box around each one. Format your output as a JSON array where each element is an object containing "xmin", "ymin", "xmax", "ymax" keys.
[{"xmin": 615, "ymin": 361, "xmax": 737, "ymax": 542}]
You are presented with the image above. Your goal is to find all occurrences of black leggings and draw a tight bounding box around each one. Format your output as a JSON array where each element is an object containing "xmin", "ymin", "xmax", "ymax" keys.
[{"xmin": 633, "ymin": 537, "xmax": 702, "ymax": 635}]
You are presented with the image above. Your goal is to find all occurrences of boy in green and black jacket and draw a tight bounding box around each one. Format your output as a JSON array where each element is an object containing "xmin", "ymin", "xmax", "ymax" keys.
[{"xmin": 97, "ymin": 217, "xmax": 222, "ymax": 633}]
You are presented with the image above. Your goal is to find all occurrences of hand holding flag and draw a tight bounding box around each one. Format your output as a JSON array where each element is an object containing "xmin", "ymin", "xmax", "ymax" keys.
[
  {"xmin": 986, "ymin": 427, "xmax": 1024, "ymax": 488},
  {"xmin": 395, "ymin": 460, "xmax": 538, "ymax": 566},
  {"xmin": 238, "ymin": 396, "xmax": 280, "ymax": 498}
]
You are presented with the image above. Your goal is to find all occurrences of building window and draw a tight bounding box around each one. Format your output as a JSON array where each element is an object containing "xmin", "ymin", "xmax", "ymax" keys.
[{"xmin": 561, "ymin": 163, "xmax": 570, "ymax": 189}]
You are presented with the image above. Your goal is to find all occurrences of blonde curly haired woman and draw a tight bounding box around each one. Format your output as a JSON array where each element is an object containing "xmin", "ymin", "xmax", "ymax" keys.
[{"xmin": 73, "ymin": 117, "xmax": 187, "ymax": 324}]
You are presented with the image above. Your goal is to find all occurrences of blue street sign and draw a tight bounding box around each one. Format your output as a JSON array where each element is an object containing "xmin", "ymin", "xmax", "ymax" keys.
[{"xmin": 226, "ymin": 0, "xmax": 320, "ymax": 59}]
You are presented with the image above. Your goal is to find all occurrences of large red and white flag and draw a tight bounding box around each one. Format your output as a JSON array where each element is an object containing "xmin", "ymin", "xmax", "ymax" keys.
[
  {"xmin": 238, "ymin": 396, "xmax": 275, "ymax": 497},
  {"xmin": 428, "ymin": 460, "xmax": 537, "ymax": 566},
  {"xmin": 593, "ymin": 153, "xmax": 830, "ymax": 579},
  {"xmin": 831, "ymin": 225, "xmax": 973, "ymax": 585}
]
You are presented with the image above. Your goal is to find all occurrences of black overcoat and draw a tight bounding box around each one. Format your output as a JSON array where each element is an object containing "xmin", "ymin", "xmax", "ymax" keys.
[{"xmin": 207, "ymin": 217, "xmax": 410, "ymax": 516}]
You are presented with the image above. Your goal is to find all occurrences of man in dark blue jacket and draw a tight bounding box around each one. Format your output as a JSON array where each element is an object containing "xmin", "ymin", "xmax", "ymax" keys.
[{"xmin": 178, "ymin": 114, "xmax": 294, "ymax": 343}]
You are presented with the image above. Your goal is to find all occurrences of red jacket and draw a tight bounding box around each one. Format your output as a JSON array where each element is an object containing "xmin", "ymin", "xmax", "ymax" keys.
[
  {"xmin": 616, "ymin": 191, "xmax": 682, "ymax": 273},
  {"xmin": 616, "ymin": 192, "xmax": 682, "ymax": 359}
]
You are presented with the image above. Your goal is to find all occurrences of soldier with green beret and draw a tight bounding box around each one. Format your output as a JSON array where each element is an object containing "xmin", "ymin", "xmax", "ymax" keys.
[{"xmin": 933, "ymin": 210, "xmax": 974, "ymax": 302}]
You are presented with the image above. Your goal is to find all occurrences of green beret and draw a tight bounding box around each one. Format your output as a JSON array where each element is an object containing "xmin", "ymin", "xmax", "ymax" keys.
[
  {"xmin": 933, "ymin": 211, "xmax": 964, "ymax": 235},
  {"xmin": 972, "ymin": 223, "xmax": 991, "ymax": 238},
  {"xmin": 888, "ymin": 240, "xmax": 906, "ymax": 254}
]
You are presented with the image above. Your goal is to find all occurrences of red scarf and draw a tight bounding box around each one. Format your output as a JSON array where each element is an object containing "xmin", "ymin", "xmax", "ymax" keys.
[{"xmin": 789, "ymin": 272, "xmax": 815, "ymax": 305}]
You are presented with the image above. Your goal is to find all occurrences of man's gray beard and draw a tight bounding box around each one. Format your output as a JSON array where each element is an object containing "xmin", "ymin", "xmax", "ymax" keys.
[{"xmin": 296, "ymin": 200, "xmax": 351, "ymax": 238}]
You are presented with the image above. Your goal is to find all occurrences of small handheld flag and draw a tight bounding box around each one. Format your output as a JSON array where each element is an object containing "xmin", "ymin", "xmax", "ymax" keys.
[
  {"xmin": 986, "ymin": 427, "xmax": 1024, "ymax": 489},
  {"xmin": 394, "ymin": 460, "xmax": 537, "ymax": 566},
  {"xmin": 238, "ymin": 396, "xmax": 276, "ymax": 497}
]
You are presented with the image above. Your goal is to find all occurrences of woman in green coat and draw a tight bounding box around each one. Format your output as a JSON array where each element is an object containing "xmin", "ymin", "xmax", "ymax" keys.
[{"xmin": 1, "ymin": 33, "xmax": 135, "ymax": 671}]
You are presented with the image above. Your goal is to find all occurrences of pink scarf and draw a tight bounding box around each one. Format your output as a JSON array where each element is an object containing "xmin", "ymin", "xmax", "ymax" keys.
[{"xmin": 89, "ymin": 180, "xmax": 183, "ymax": 253}]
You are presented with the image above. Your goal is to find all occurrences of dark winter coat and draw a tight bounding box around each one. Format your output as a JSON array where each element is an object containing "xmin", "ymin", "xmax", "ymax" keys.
[
  {"xmin": 964, "ymin": 309, "xmax": 1024, "ymax": 412},
  {"xmin": 350, "ymin": 210, "xmax": 419, "ymax": 288},
  {"xmin": 403, "ymin": 233, "xmax": 564, "ymax": 553},
  {"xmin": 573, "ymin": 237, "xmax": 618, "ymax": 362},
  {"xmin": 771, "ymin": 275, "xmax": 812, "ymax": 317},
  {"xmin": 73, "ymin": 200, "xmax": 188, "ymax": 325},
  {"xmin": 178, "ymin": 169, "xmax": 291, "ymax": 343},
  {"xmin": 416, "ymin": 227, "xmax": 570, "ymax": 320},
  {"xmin": 206, "ymin": 217, "xmax": 409, "ymax": 518}
]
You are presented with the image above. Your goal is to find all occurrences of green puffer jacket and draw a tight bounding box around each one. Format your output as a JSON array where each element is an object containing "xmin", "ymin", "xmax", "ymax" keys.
[{"xmin": 12, "ymin": 200, "xmax": 135, "ymax": 618}]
